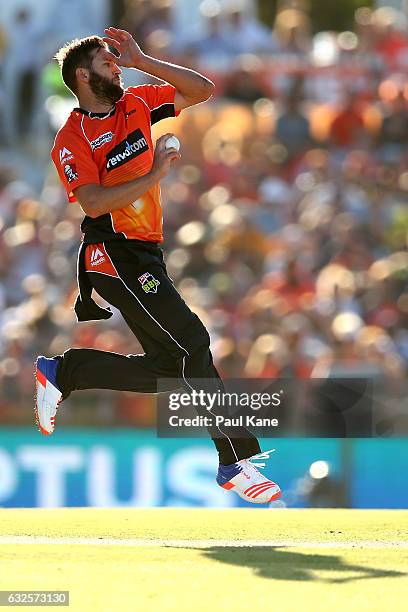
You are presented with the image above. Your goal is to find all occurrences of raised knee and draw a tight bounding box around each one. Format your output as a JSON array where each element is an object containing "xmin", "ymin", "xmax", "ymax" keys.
[{"xmin": 155, "ymin": 353, "xmax": 183, "ymax": 377}]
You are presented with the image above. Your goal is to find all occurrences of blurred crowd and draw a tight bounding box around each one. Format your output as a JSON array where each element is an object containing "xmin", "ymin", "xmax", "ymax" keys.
[{"xmin": 0, "ymin": 0, "xmax": 407, "ymax": 427}]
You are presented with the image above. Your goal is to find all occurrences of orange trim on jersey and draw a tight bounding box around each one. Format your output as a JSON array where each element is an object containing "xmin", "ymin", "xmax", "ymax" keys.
[{"xmin": 84, "ymin": 243, "xmax": 119, "ymax": 277}]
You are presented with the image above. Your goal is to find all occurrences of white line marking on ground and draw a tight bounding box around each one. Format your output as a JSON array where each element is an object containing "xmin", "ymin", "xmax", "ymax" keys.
[{"xmin": 0, "ymin": 536, "xmax": 407, "ymax": 549}]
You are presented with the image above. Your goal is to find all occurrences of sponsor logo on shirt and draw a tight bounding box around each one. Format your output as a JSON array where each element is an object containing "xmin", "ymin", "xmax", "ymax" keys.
[
  {"xmin": 64, "ymin": 164, "xmax": 78, "ymax": 183},
  {"xmin": 138, "ymin": 272, "xmax": 160, "ymax": 294},
  {"xmin": 59, "ymin": 147, "xmax": 74, "ymax": 164},
  {"xmin": 91, "ymin": 131, "xmax": 114, "ymax": 151},
  {"xmin": 106, "ymin": 128, "xmax": 148, "ymax": 171}
]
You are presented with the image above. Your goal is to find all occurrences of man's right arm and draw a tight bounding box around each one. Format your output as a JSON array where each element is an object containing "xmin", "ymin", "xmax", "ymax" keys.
[{"xmin": 74, "ymin": 133, "xmax": 180, "ymax": 218}]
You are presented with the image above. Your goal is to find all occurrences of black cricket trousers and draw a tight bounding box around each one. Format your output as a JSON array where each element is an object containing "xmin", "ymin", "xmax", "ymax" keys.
[{"xmin": 56, "ymin": 239, "xmax": 261, "ymax": 465}]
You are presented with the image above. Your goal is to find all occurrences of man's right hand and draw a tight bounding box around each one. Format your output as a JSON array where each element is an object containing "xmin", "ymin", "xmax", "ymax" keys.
[
  {"xmin": 151, "ymin": 133, "xmax": 181, "ymax": 181},
  {"xmin": 74, "ymin": 134, "xmax": 181, "ymax": 218}
]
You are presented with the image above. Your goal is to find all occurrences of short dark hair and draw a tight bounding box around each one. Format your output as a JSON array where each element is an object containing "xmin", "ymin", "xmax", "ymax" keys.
[{"xmin": 55, "ymin": 36, "xmax": 107, "ymax": 94}]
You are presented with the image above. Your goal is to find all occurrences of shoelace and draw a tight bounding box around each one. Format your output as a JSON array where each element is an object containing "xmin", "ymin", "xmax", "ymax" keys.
[{"xmin": 246, "ymin": 449, "xmax": 275, "ymax": 470}]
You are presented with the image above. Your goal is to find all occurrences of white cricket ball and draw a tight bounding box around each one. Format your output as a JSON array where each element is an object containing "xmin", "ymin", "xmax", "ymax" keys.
[{"xmin": 165, "ymin": 135, "xmax": 181, "ymax": 151}]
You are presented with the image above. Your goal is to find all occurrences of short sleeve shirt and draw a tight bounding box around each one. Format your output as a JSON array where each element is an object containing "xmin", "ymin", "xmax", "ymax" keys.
[{"xmin": 51, "ymin": 84, "xmax": 180, "ymax": 243}]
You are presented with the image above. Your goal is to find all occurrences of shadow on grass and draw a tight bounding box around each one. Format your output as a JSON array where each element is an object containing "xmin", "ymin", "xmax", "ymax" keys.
[{"xmin": 185, "ymin": 547, "xmax": 406, "ymax": 584}]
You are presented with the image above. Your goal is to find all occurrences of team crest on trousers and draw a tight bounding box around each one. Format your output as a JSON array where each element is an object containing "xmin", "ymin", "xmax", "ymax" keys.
[{"xmin": 138, "ymin": 272, "xmax": 160, "ymax": 294}]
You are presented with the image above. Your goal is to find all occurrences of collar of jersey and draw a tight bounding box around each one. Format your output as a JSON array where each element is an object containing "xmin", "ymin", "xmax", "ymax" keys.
[{"xmin": 74, "ymin": 106, "xmax": 116, "ymax": 119}]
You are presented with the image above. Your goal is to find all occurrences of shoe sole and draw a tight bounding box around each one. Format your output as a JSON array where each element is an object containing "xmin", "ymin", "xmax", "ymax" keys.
[
  {"xmin": 268, "ymin": 490, "xmax": 282, "ymax": 502},
  {"xmin": 220, "ymin": 482, "xmax": 282, "ymax": 504},
  {"xmin": 34, "ymin": 358, "xmax": 55, "ymax": 436}
]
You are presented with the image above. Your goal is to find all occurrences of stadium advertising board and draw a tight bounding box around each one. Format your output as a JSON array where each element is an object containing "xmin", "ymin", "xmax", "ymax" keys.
[{"xmin": 0, "ymin": 430, "xmax": 406, "ymax": 509}]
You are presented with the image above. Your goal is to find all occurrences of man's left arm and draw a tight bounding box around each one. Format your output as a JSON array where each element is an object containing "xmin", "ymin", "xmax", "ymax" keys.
[{"xmin": 103, "ymin": 27, "xmax": 215, "ymax": 111}]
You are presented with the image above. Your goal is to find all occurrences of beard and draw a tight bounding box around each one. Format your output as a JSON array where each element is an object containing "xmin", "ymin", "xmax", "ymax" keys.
[{"xmin": 88, "ymin": 70, "xmax": 124, "ymax": 106}]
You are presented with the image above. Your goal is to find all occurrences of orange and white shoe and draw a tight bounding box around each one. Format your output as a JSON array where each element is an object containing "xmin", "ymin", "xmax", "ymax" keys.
[
  {"xmin": 34, "ymin": 356, "xmax": 62, "ymax": 436},
  {"xmin": 217, "ymin": 450, "xmax": 281, "ymax": 504}
]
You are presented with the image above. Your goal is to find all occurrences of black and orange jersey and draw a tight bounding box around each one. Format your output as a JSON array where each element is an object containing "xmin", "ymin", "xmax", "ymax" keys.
[{"xmin": 51, "ymin": 84, "xmax": 180, "ymax": 243}]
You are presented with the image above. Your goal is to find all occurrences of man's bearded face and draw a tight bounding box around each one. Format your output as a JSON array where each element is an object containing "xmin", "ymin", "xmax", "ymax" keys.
[{"xmin": 88, "ymin": 70, "xmax": 124, "ymax": 105}]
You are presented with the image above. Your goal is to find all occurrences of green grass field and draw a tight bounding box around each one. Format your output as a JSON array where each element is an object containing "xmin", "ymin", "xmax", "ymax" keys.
[{"xmin": 0, "ymin": 508, "xmax": 407, "ymax": 611}]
